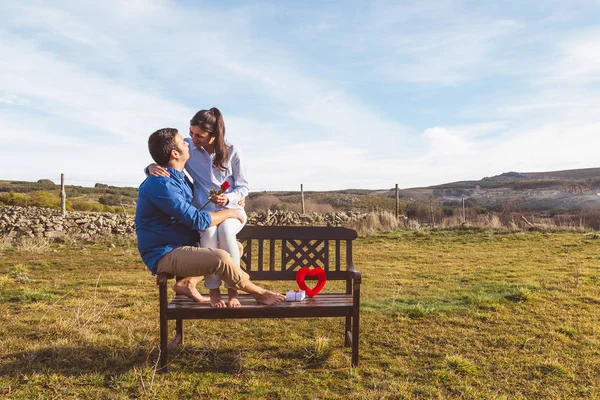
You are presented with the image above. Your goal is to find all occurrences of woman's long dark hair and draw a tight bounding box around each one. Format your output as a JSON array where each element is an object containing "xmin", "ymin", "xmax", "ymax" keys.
[{"xmin": 190, "ymin": 107, "xmax": 228, "ymax": 171}]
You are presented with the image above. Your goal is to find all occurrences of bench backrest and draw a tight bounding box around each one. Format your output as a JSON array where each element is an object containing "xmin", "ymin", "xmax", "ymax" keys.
[{"xmin": 237, "ymin": 225, "xmax": 357, "ymax": 281}]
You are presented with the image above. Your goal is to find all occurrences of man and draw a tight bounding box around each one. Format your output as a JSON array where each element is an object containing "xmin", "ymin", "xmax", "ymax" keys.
[{"xmin": 135, "ymin": 127, "xmax": 284, "ymax": 306}]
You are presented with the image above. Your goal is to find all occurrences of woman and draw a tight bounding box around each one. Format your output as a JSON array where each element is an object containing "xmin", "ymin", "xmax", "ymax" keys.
[{"xmin": 148, "ymin": 107, "xmax": 248, "ymax": 308}]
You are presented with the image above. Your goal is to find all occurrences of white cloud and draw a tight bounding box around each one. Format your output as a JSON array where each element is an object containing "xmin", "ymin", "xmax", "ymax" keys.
[
  {"xmin": 550, "ymin": 29, "xmax": 600, "ymax": 84},
  {"xmin": 423, "ymin": 127, "xmax": 474, "ymax": 156}
]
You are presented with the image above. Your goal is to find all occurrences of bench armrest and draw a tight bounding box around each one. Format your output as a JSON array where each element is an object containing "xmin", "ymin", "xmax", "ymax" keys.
[{"xmin": 347, "ymin": 261, "xmax": 362, "ymax": 283}]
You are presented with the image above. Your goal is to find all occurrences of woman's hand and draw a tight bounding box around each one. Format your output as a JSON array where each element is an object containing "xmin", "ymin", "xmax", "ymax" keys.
[
  {"xmin": 148, "ymin": 164, "xmax": 170, "ymax": 177},
  {"xmin": 211, "ymin": 194, "xmax": 230, "ymax": 206},
  {"xmin": 238, "ymin": 197, "xmax": 246, "ymax": 208}
]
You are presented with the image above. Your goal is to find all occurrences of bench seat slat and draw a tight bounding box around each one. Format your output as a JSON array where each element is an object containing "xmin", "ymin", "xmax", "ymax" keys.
[{"xmin": 166, "ymin": 294, "xmax": 353, "ymax": 319}]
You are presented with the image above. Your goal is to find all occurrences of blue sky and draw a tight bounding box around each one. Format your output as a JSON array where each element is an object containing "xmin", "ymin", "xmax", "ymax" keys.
[{"xmin": 1, "ymin": 0, "xmax": 599, "ymax": 191}]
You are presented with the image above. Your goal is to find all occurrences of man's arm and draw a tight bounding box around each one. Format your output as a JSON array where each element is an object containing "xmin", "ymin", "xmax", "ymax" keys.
[
  {"xmin": 145, "ymin": 178, "xmax": 244, "ymax": 230},
  {"xmin": 208, "ymin": 209, "xmax": 244, "ymax": 226},
  {"xmin": 144, "ymin": 179, "xmax": 212, "ymax": 230}
]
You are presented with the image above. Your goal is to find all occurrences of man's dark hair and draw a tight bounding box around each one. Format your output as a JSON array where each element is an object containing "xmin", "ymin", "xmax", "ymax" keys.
[{"xmin": 148, "ymin": 128, "xmax": 179, "ymax": 165}]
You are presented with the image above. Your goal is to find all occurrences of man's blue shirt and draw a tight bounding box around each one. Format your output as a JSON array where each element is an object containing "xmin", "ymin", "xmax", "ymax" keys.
[{"xmin": 135, "ymin": 167, "xmax": 212, "ymax": 274}]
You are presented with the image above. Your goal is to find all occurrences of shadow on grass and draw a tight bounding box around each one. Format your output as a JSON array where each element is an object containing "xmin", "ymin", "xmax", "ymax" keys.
[
  {"xmin": 0, "ymin": 345, "xmax": 150, "ymax": 376},
  {"xmin": 172, "ymin": 344, "xmax": 334, "ymax": 372},
  {"xmin": 1, "ymin": 343, "xmax": 338, "ymax": 376}
]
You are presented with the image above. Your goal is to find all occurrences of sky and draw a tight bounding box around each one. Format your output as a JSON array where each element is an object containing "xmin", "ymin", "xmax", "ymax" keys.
[{"xmin": 1, "ymin": 0, "xmax": 600, "ymax": 191}]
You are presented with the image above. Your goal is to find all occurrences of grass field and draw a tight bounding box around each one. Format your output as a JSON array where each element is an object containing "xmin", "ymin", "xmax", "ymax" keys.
[{"xmin": 1, "ymin": 230, "xmax": 599, "ymax": 399}]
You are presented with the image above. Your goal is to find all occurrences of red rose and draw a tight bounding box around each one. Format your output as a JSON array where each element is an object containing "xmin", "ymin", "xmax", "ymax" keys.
[{"xmin": 220, "ymin": 181, "xmax": 231, "ymax": 191}]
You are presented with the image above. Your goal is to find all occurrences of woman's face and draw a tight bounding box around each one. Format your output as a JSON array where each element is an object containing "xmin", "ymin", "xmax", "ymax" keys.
[{"xmin": 189, "ymin": 125, "xmax": 212, "ymax": 148}]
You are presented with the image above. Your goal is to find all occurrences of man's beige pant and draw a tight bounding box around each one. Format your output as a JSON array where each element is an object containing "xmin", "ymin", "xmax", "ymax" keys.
[{"xmin": 156, "ymin": 246, "xmax": 250, "ymax": 290}]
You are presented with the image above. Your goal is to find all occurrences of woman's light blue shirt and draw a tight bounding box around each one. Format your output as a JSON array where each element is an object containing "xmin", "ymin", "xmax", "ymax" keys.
[{"xmin": 183, "ymin": 138, "xmax": 249, "ymax": 212}]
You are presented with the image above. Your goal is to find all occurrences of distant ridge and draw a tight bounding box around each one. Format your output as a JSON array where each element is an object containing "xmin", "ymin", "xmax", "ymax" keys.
[
  {"xmin": 426, "ymin": 167, "xmax": 600, "ymax": 190},
  {"xmin": 520, "ymin": 167, "xmax": 600, "ymax": 180}
]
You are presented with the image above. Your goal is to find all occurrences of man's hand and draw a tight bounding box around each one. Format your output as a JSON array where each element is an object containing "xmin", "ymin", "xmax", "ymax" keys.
[
  {"xmin": 148, "ymin": 164, "xmax": 170, "ymax": 177},
  {"xmin": 211, "ymin": 194, "xmax": 229, "ymax": 206}
]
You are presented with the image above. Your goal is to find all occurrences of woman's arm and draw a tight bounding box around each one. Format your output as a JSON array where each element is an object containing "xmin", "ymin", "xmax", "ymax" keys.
[
  {"xmin": 223, "ymin": 145, "xmax": 249, "ymax": 205},
  {"xmin": 146, "ymin": 164, "xmax": 171, "ymax": 177}
]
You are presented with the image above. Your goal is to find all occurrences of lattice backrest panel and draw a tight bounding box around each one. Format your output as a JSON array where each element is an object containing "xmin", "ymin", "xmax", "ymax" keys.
[{"xmin": 239, "ymin": 238, "xmax": 349, "ymax": 273}]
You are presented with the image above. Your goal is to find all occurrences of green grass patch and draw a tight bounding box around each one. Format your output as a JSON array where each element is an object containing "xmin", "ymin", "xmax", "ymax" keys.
[{"xmin": 4, "ymin": 288, "xmax": 58, "ymax": 303}]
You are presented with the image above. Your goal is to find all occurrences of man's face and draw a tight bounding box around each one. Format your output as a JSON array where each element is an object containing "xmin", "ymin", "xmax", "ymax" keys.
[
  {"xmin": 189, "ymin": 125, "xmax": 212, "ymax": 148},
  {"xmin": 173, "ymin": 133, "xmax": 190, "ymax": 163}
]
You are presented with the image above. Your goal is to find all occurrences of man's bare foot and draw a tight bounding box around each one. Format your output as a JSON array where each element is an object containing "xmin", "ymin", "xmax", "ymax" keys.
[
  {"xmin": 209, "ymin": 288, "xmax": 226, "ymax": 308},
  {"xmin": 172, "ymin": 278, "xmax": 209, "ymax": 303},
  {"xmin": 227, "ymin": 288, "xmax": 241, "ymax": 308},
  {"xmin": 252, "ymin": 290, "xmax": 285, "ymax": 305}
]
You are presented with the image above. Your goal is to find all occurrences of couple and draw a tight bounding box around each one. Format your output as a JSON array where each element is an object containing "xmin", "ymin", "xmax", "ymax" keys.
[{"xmin": 135, "ymin": 108, "xmax": 284, "ymax": 307}]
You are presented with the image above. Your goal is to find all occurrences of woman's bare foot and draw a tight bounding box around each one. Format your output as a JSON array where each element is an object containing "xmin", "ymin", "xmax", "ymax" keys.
[
  {"xmin": 209, "ymin": 288, "xmax": 226, "ymax": 308},
  {"xmin": 172, "ymin": 278, "xmax": 209, "ymax": 303},
  {"xmin": 252, "ymin": 290, "xmax": 285, "ymax": 305},
  {"xmin": 227, "ymin": 288, "xmax": 241, "ymax": 308}
]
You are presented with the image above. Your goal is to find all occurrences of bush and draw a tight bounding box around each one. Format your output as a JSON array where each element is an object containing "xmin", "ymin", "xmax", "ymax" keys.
[
  {"xmin": 70, "ymin": 200, "xmax": 105, "ymax": 213},
  {"xmin": 98, "ymin": 194, "xmax": 123, "ymax": 206},
  {"xmin": 0, "ymin": 192, "xmax": 27, "ymax": 207},
  {"xmin": 28, "ymin": 190, "xmax": 61, "ymax": 209}
]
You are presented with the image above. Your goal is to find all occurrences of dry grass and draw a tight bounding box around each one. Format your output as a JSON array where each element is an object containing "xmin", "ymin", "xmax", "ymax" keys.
[
  {"xmin": 1, "ymin": 231, "xmax": 599, "ymax": 398},
  {"xmin": 15, "ymin": 236, "xmax": 52, "ymax": 253},
  {"xmin": 0, "ymin": 235, "xmax": 13, "ymax": 251},
  {"xmin": 349, "ymin": 211, "xmax": 402, "ymax": 235}
]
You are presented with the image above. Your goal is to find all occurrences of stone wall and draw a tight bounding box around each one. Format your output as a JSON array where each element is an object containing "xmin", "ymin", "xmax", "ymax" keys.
[
  {"xmin": 0, "ymin": 206, "xmax": 371, "ymax": 239},
  {"xmin": 0, "ymin": 206, "xmax": 134, "ymax": 239}
]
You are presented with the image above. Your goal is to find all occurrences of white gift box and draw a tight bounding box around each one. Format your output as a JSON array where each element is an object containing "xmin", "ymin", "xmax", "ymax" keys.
[{"xmin": 286, "ymin": 290, "xmax": 306, "ymax": 302}]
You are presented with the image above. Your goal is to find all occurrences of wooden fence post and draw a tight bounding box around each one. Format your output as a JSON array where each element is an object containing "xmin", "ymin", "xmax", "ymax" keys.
[
  {"xmin": 429, "ymin": 199, "xmax": 435, "ymax": 228},
  {"xmin": 395, "ymin": 184, "xmax": 399, "ymax": 219},
  {"xmin": 301, "ymin": 184, "xmax": 305, "ymax": 214},
  {"xmin": 60, "ymin": 173, "xmax": 66, "ymax": 217},
  {"xmin": 462, "ymin": 197, "xmax": 466, "ymax": 223}
]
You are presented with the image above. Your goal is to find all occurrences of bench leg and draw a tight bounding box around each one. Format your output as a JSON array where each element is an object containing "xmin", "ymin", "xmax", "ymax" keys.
[
  {"xmin": 352, "ymin": 283, "xmax": 360, "ymax": 367},
  {"xmin": 159, "ymin": 283, "xmax": 169, "ymax": 372},
  {"xmin": 345, "ymin": 280, "xmax": 352, "ymax": 347},
  {"xmin": 345, "ymin": 316, "xmax": 352, "ymax": 347},
  {"xmin": 176, "ymin": 319, "xmax": 184, "ymax": 346}
]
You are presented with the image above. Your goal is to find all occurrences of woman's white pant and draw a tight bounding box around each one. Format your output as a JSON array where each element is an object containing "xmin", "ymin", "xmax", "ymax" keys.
[{"xmin": 200, "ymin": 216, "xmax": 245, "ymax": 290}]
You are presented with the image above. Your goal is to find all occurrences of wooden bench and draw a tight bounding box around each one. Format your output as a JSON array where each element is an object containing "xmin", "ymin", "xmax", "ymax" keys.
[{"xmin": 156, "ymin": 225, "xmax": 361, "ymax": 372}]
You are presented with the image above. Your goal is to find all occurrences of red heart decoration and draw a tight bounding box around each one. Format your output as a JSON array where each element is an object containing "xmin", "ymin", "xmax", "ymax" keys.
[{"xmin": 296, "ymin": 267, "xmax": 327, "ymax": 297}]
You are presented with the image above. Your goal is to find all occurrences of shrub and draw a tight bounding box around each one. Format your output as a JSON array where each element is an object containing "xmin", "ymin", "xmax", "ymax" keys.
[
  {"xmin": 70, "ymin": 200, "xmax": 105, "ymax": 213},
  {"xmin": 29, "ymin": 190, "xmax": 61, "ymax": 209},
  {"xmin": 98, "ymin": 194, "xmax": 123, "ymax": 206},
  {"xmin": 0, "ymin": 192, "xmax": 27, "ymax": 207}
]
